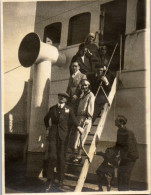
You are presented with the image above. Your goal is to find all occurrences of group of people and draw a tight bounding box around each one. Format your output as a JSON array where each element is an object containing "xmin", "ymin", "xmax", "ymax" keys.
[{"xmin": 43, "ymin": 33, "xmax": 139, "ymax": 192}]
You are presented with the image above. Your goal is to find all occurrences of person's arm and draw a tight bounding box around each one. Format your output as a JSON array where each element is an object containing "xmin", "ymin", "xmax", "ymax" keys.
[
  {"xmin": 44, "ymin": 108, "xmax": 52, "ymax": 137},
  {"xmin": 44, "ymin": 108, "xmax": 52, "ymax": 129},
  {"xmin": 69, "ymin": 107, "xmax": 78, "ymax": 127},
  {"xmin": 126, "ymin": 131, "xmax": 139, "ymax": 160},
  {"xmin": 66, "ymin": 77, "xmax": 71, "ymax": 95},
  {"xmin": 74, "ymin": 74, "xmax": 87, "ymax": 99},
  {"xmin": 96, "ymin": 151, "xmax": 105, "ymax": 157},
  {"xmin": 87, "ymin": 93, "xmax": 95, "ymax": 120},
  {"xmin": 69, "ymin": 107, "xmax": 84, "ymax": 133}
]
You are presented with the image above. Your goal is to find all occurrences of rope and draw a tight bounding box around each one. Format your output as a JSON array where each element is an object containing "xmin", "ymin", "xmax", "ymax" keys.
[
  {"xmin": 4, "ymin": 66, "xmax": 21, "ymax": 74},
  {"xmin": 95, "ymin": 41, "xmax": 119, "ymax": 98}
]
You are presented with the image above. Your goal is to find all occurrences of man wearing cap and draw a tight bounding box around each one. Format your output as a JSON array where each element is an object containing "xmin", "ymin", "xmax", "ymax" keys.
[
  {"xmin": 67, "ymin": 61, "xmax": 86, "ymax": 112},
  {"xmin": 114, "ymin": 115, "xmax": 139, "ymax": 191},
  {"xmin": 44, "ymin": 92, "xmax": 83, "ymax": 191},
  {"xmin": 87, "ymin": 64, "xmax": 114, "ymax": 123},
  {"xmin": 71, "ymin": 79, "xmax": 95, "ymax": 163}
]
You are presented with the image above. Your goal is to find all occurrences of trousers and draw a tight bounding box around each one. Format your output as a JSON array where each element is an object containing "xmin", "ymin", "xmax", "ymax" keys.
[
  {"xmin": 47, "ymin": 135, "xmax": 65, "ymax": 181},
  {"xmin": 118, "ymin": 160, "xmax": 135, "ymax": 191}
]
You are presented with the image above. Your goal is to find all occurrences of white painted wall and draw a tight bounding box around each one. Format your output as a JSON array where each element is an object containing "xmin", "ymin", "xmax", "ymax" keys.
[{"xmin": 3, "ymin": 2, "xmax": 36, "ymax": 113}]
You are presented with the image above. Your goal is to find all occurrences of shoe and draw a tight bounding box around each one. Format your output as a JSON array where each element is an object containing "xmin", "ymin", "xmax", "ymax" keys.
[
  {"xmin": 45, "ymin": 179, "xmax": 54, "ymax": 192},
  {"xmin": 73, "ymin": 156, "xmax": 82, "ymax": 164},
  {"xmin": 107, "ymin": 185, "xmax": 111, "ymax": 191},
  {"xmin": 69, "ymin": 155, "xmax": 75, "ymax": 163},
  {"xmin": 98, "ymin": 185, "xmax": 103, "ymax": 192}
]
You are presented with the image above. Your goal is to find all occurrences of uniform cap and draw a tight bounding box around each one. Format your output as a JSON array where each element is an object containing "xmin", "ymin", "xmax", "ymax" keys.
[{"xmin": 58, "ymin": 92, "xmax": 70, "ymax": 99}]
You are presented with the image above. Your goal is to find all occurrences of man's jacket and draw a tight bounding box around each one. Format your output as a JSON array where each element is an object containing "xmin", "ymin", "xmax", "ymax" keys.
[
  {"xmin": 66, "ymin": 71, "xmax": 86, "ymax": 98},
  {"xmin": 44, "ymin": 104, "xmax": 78, "ymax": 141},
  {"xmin": 115, "ymin": 128, "xmax": 139, "ymax": 162}
]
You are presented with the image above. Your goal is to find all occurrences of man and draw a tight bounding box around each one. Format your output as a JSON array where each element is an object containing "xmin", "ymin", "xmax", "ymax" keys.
[
  {"xmin": 72, "ymin": 79, "xmax": 95, "ymax": 163},
  {"xmin": 98, "ymin": 44, "xmax": 116, "ymax": 78},
  {"xmin": 44, "ymin": 92, "xmax": 83, "ymax": 191},
  {"xmin": 114, "ymin": 115, "xmax": 139, "ymax": 191},
  {"xmin": 87, "ymin": 64, "xmax": 114, "ymax": 123},
  {"xmin": 85, "ymin": 33, "xmax": 99, "ymax": 58},
  {"xmin": 98, "ymin": 44, "xmax": 110, "ymax": 69},
  {"xmin": 96, "ymin": 147, "xmax": 119, "ymax": 191},
  {"xmin": 66, "ymin": 61, "xmax": 86, "ymax": 111},
  {"xmin": 69, "ymin": 43, "xmax": 93, "ymax": 75}
]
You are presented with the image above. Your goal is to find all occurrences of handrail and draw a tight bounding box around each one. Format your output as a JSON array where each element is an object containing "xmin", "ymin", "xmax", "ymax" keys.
[
  {"xmin": 95, "ymin": 41, "xmax": 118, "ymax": 98},
  {"xmin": 74, "ymin": 75, "xmax": 118, "ymax": 192}
]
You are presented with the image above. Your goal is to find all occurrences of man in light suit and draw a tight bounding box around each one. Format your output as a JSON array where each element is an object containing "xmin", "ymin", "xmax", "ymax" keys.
[
  {"xmin": 44, "ymin": 92, "xmax": 83, "ymax": 191},
  {"xmin": 67, "ymin": 61, "xmax": 86, "ymax": 112}
]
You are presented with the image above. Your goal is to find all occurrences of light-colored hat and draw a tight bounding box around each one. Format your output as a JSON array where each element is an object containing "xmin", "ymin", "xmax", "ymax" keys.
[
  {"xmin": 81, "ymin": 79, "xmax": 90, "ymax": 86},
  {"xmin": 87, "ymin": 33, "xmax": 95, "ymax": 38}
]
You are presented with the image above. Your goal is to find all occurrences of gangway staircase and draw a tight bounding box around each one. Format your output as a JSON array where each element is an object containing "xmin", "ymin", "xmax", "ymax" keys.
[{"xmin": 64, "ymin": 74, "xmax": 118, "ymax": 192}]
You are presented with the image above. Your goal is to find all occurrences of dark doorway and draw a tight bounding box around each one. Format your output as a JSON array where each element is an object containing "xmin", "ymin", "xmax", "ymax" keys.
[{"xmin": 100, "ymin": 0, "xmax": 127, "ymax": 71}]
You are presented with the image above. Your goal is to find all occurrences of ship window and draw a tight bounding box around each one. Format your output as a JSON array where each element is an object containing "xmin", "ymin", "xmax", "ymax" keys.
[
  {"xmin": 43, "ymin": 22, "xmax": 62, "ymax": 48},
  {"xmin": 67, "ymin": 12, "xmax": 91, "ymax": 46},
  {"xmin": 136, "ymin": 0, "xmax": 146, "ymax": 30}
]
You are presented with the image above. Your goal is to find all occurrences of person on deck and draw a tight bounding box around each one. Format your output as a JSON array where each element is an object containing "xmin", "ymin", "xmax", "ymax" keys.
[
  {"xmin": 98, "ymin": 44, "xmax": 110, "ymax": 69},
  {"xmin": 84, "ymin": 33, "xmax": 100, "ymax": 58},
  {"xmin": 96, "ymin": 147, "xmax": 120, "ymax": 191},
  {"xmin": 66, "ymin": 61, "xmax": 86, "ymax": 112},
  {"xmin": 44, "ymin": 92, "xmax": 84, "ymax": 191},
  {"xmin": 71, "ymin": 79, "xmax": 95, "ymax": 163},
  {"xmin": 87, "ymin": 64, "xmax": 114, "ymax": 123},
  {"xmin": 113, "ymin": 115, "xmax": 139, "ymax": 191},
  {"xmin": 70, "ymin": 43, "xmax": 96, "ymax": 76},
  {"xmin": 98, "ymin": 43, "xmax": 116, "ymax": 79}
]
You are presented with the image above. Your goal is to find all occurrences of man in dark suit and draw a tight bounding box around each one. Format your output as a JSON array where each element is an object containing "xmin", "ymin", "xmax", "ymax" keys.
[
  {"xmin": 114, "ymin": 115, "xmax": 139, "ymax": 191},
  {"xmin": 44, "ymin": 92, "xmax": 83, "ymax": 191},
  {"xmin": 70, "ymin": 43, "xmax": 99, "ymax": 76},
  {"xmin": 87, "ymin": 64, "xmax": 114, "ymax": 122}
]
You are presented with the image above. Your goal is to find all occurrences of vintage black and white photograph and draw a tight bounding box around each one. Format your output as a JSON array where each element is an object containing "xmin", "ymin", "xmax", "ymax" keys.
[{"xmin": 2, "ymin": 0, "xmax": 150, "ymax": 194}]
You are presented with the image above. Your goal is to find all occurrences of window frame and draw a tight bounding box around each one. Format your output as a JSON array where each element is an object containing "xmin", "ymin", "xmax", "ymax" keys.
[
  {"xmin": 43, "ymin": 22, "xmax": 62, "ymax": 46},
  {"xmin": 67, "ymin": 12, "xmax": 91, "ymax": 46}
]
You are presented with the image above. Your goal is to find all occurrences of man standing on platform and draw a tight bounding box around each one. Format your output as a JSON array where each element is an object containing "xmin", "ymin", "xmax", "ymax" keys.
[
  {"xmin": 44, "ymin": 92, "xmax": 83, "ymax": 191},
  {"xmin": 114, "ymin": 115, "xmax": 139, "ymax": 191}
]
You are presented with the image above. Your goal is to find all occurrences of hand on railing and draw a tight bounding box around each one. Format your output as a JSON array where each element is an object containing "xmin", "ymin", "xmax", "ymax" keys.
[
  {"xmin": 77, "ymin": 126, "xmax": 84, "ymax": 134},
  {"xmin": 101, "ymin": 76, "xmax": 109, "ymax": 86}
]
